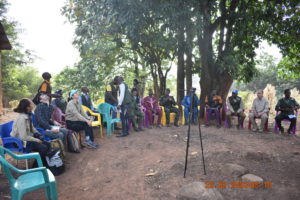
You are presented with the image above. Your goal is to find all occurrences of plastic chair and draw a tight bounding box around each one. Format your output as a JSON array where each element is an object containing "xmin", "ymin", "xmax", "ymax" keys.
[
  {"xmin": 204, "ymin": 107, "xmax": 222, "ymax": 126},
  {"xmin": 274, "ymin": 111, "xmax": 298, "ymax": 135},
  {"xmin": 0, "ymin": 121, "xmax": 31, "ymax": 169},
  {"xmin": 0, "ymin": 121, "xmax": 24, "ymax": 152},
  {"xmin": 160, "ymin": 105, "xmax": 183, "ymax": 126},
  {"xmin": 82, "ymin": 105, "xmax": 103, "ymax": 137},
  {"xmin": 96, "ymin": 99, "xmax": 105, "ymax": 105},
  {"xmin": 224, "ymin": 104, "xmax": 244, "ymax": 128},
  {"xmin": 97, "ymin": 103, "xmax": 121, "ymax": 136},
  {"xmin": 248, "ymin": 110, "xmax": 269, "ymax": 131},
  {"xmin": 0, "ymin": 146, "xmax": 58, "ymax": 200}
]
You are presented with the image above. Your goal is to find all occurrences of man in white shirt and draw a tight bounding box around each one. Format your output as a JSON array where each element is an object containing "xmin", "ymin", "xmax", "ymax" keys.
[
  {"xmin": 116, "ymin": 76, "xmax": 132, "ymax": 137},
  {"xmin": 249, "ymin": 90, "xmax": 269, "ymax": 132}
]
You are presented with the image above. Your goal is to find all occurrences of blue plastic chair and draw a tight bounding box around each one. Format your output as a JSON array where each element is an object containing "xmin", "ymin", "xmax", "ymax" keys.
[
  {"xmin": 0, "ymin": 121, "xmax": 33, "ymax": 169},
  {"xmin": 0, "ymin": 146, "xmax": 58, "ymax": 200},
  {"xmin": 97, "ymin": 103, "xmax": 121, "ymax": 136},
  {"xmin": 0, "ymin": 121, "xmax": 24, "ymax": 152}
]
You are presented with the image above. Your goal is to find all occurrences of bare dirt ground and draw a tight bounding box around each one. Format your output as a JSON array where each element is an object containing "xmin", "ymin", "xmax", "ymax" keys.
[{"xmin": 1, "ymin": 111, "xmax": 300, "ymax": 200}]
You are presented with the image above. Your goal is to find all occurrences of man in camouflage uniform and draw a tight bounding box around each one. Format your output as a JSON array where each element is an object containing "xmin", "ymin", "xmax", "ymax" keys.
[
  {"xmin": 128, "ymin": 89, "xmax": 144, "ymax": 132},
  {"xmin": 275, "ymin": 89, "xmax": 300, "ymax": 134},
  {"xmin": 159, "ymin": 88, "xmax": 179, "ymax": 127}
]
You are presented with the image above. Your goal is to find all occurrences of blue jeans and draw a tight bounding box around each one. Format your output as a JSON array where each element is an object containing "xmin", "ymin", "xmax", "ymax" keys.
[
  {"xmin": 184, "ymin": 107, "xmax": 198, "ymax": 123},
  {"xmin": 45, "ymin": 127, "xmax": 67, "ymax": 143}
]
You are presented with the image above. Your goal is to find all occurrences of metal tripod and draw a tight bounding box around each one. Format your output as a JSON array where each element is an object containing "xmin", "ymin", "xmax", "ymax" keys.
[{"xmin": 183, "ymin": 90, "xmax": 206, "ymax": 178}]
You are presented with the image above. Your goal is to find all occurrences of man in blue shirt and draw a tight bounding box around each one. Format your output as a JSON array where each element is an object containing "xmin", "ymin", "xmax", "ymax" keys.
[{"xmin": 181, "ymin": 88, "xmax": 200, "ymax": 125}]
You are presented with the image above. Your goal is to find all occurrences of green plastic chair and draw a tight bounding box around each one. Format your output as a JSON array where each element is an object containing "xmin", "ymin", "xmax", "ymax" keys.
[
  {"xmin": 0, "ymin": 146, "xmax": 58, "ymax": 200},
  {"xmin": 98, "ymin": 103, "xmax": 121, "ymax": 136}
]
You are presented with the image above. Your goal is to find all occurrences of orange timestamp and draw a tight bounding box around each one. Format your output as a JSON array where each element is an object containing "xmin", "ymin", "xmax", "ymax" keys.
[{"xmin": 205, "ymin": 181, "xmax": 272, "ymax": 189}]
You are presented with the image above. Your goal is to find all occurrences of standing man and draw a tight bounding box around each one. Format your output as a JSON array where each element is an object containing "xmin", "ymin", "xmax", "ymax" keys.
[
  {"xmin": 181, "ymin": 88, "xmax": 200, "ymax": 125},
  {"xmin": 205, "ymin": 90, "xmax": 223, "ymax": 127},
  {"xmin": 116, "ymin": 76, "xmax": 132, "ymax": 137},
  {"xmin": 143, "ymin": 89, "xmax": 162, "ymax": 128},
  {"xmin": 226, "ymin": 90, "xmax": 246, "ymax": 129},
  {"xmin": 105, "ymin": 76, "xmax": 119, "ymax": 119},
  {"xmin": 159, "ymin": 88, "xmax": 179, "ymax": 127},
  {"xmin": 79, "ymin": 86, "xmax": 97, "ymax": 112},
  {"xmin": 249, "ymin": 90, "xmax": 269, "ymax": 132},
  {"xmin": 275, "ymin": 89, "xmax": 300, "ymax": 134},
  {"xmin": 133, "ymin": 79, "xmax": 143, "ymax": 98},
  {"xmin": 33, "ymin": 72, "xmax": 60, "ymax": 104}
]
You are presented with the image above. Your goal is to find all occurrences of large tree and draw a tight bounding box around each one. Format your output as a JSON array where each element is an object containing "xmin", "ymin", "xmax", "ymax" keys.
[
  {"xmin": 62, "ymin": 0, "xmax": 299, "ymax": 116},
  {"xmin": 194, "ymin": 0, "xmax": 299, "ymax": 115}
]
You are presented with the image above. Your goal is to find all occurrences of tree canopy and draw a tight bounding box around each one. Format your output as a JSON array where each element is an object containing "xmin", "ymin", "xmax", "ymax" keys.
[
  {"xmin": 0, "ymin": 0, "xmax": 41, "ymax": 107},
  {"xmin": 57, "ymin": 0, "xmax": 300, "ymax": 112}
]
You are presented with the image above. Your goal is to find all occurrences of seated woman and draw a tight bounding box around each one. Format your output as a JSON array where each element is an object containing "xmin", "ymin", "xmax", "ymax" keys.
[
  {"xmin": 65, "ymin": 90, "xmax": 98, "ymax": 148},
  {"xmin": 11, "ymin": 98, "xmax": 50, "ymax": 165}
]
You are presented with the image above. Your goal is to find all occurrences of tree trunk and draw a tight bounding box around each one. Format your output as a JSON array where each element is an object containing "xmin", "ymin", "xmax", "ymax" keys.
[
  {"xmin": 185, "ymin": 18, "xmax": 193, "ymax": 92},
  {"xmin": 0, "ymin": 52, "xmax": 3, "ymax": 115},
  {"xmin": 198, "ymin": 10, "xmax": 233, "ymax": 118},
  {"xmin": 177, "ymin": 28, "xmax": 185, "ymax": 104},
  {"xmin": 150, "ymin": 64, "xmax": 160, "ymax": 98}
]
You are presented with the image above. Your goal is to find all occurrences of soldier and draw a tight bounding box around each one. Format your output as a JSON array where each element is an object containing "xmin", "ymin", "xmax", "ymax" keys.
[
  {"xmin": 128, "ymin": 88, "xmax": 144, "ymax": 132},
  {"xmin": 159, "ymin": 88, "xmax": 179, "ymax": 127},
  {"xmin": 275, "ymin": 89, "xmax": 300, "ymax": 134}
]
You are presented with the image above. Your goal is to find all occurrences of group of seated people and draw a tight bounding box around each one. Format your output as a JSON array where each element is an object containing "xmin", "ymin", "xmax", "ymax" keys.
[
  {"xmin": 10, "ymin": 72, "xmax": 99, "ymax": 167},
  {"xmin": 206, "ymin": 88, "xmax": 299, "ymax": 134},
  {"xmin": 8, "ymin": 72, "xmax": 299, "ymax": 167}
]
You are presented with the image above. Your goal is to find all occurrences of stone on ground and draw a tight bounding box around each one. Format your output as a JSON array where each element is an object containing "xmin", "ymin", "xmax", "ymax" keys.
[
  {"xmin": 223, "ymin": 163, "xmax": 249, "ymax": 177},
  {"xmin": 177, "ymin": 182, "xmax": 224, "ymax": 200},
  {"xmin": 241, "ymin": 174, "xmax": 263, "ymax": 183}
]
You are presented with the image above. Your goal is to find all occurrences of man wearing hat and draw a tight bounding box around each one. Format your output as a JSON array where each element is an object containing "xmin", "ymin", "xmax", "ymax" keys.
[
  {"xmin": 159, "ymin": 88, "xmax": 179, "ymax": 127},
  {"xmin": 51, "ymin": 89, "xmax": 67, "ymax": 113},
  {"xmin": 65, "ymin": 90, "xmax": 98, "ymax": 148},
  {"xmin": 181, "ymin": 88, "xmax": 200, "ymax": 125},
  {"xmin": 226, "ymin": 90, "xmax": 246, "ymax": 129}
]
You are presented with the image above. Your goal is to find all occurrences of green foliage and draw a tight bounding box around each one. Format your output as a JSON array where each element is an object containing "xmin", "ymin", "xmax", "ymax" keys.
[
  {"xmin": 2, "ymin": 66, "xmax": 42, "ymax": 106},
  {"xmin": 234, "ymin": 53, "xmax": 300, "ymax": 98},
  {"xmin": 1, "ymin": 0, "xmax": 37, "ymax": 106},
  {"xmin": 60, "ymin": 0, "xmax": 300, "ymax": 102}
]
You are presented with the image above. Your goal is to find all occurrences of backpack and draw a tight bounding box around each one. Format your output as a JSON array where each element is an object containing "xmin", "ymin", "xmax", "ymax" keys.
[
  {"xmin": 46, "ymin": 151, "xmax": 65, "ymax": 176},
  {"xmin": 50, "ymin": 139, "xmax": 66, "ymax": 160},
  {"xmin": 32, "ymin": 81, "xmax": 50, "ymax": 105},
  {"xmin": 66, "ymin": 131, "xmax": 80, "ymax": 153}
]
